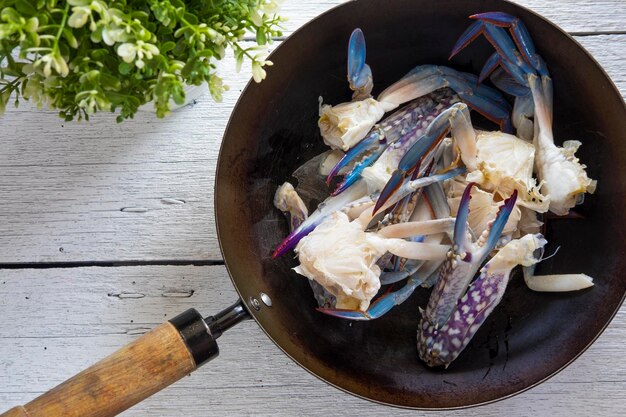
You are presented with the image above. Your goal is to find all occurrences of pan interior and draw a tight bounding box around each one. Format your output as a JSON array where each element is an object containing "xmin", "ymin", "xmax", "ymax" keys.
[{"xmin": 216, "ymin": 0, "xmax": 626, "ymax": 408}]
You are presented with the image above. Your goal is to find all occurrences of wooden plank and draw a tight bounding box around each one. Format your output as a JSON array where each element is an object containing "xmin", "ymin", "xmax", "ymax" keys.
[
  {"xmin": 0, "ymin": 265, "xmax": 624, "ymax": 415},
  {"xmin": 576, "ymin": 35, "xmax": 626, "ymax": 96},
  {"xmin": 275, "ymin": 0, "xmax": 626, "ymax": 35}
]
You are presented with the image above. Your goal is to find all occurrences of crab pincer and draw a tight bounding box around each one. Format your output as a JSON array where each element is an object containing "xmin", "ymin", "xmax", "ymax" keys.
[
  {"xmin": 418, "ymin": 233, "xmax": 545, "ymax": 368},
  {"xmin": 347, "ymin": 28, "xmax": 373, "ymax": 100},
  {"xmin": 373, "ymin": 102, "xmax": 477, "ymax": 215},
  {"xmin": 417, "ymin": 183, "xmax": 528, "ymax": 367}
]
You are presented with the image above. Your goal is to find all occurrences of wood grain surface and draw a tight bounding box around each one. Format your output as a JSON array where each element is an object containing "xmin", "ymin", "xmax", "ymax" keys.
[
  {"xmin": 0, "ymin": 0, "xmax": 625, "ymax": 416},
  {"xmin": 1, "ymin": 322, "xmax": 195, "ymax": 417}
]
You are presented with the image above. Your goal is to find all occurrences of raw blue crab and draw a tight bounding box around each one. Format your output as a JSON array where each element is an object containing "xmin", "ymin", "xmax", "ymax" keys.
[
  {"xmin": 321, "ymin": 28, "xmax": 514, "ymax": 195},
  {"xmin": 450, "ymin": 12, "xmax": 596, "ymax": 215},
  {"xmin": 273, "ymin": 13, "xmax": 597, "ymax": 369}
]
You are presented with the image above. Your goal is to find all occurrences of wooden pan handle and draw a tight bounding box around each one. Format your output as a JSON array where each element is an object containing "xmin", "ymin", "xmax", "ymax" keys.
[{"xmin": 1, "ymin": 309, "xmax": 219, "ymax": 417}]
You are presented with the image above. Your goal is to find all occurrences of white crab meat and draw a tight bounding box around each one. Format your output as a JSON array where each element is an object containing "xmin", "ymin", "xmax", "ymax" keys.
[
  {"xmin": 273, "ymin": 182, "xmax": 308, "ymax": 221},
  {"xmin": 534, "ymin": 139, "xmax": 597, "ymax": 216},
  {"xmin": 489, "ymin": 233, "xmax": 547, "ymax": 270},
  {"xmin": 529, "ymin": 74, "xmax": 596, "ymax": 216},
  {"xmin": 294, "ymin": 211, "xmax": 387, "ymax": 310},
  {"xmin": 294, "ymin": 211, "xmax": 450, "ymax": 311},
  {"xmin": 524, "ymin": 273, "xmax": 594, "ymax": 292},
  {"xmin": 466, "ymin": 131, "xmax": 549, "ymax": 213},
  {"xmin": 318, "ymin": 97, "xmax": 385, "ymax": 151}
]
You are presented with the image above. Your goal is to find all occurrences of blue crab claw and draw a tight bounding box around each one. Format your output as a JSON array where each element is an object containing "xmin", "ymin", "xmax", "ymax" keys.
[
  {"xmin": 348, "ymin": 28, "xmax": 373, "ymax": 97},
  {"xmin": 317, "ymin": 272, "xmax": 431, "ymax": 321},
  {"xmin": 470, "ymin": 12, "xmax": 549, "ymax": 76},
  {"xmin": 450, "ymin": 20, "xmax": 532, "ymax": 72},
  {"xmin": 271, "ymin": 221, "xmax": 319, "ymax": 259},
  {"xmin": 484, "ymin": 189, "xmax": 518, "ymax": 251},
  {"xmin": 478, "ymin": 52, "xmax": 501, "ymax": 83},
  {"xmin": 373, "ymin": 103, "xmax": 466, "ymax": 215},
  {"xmin": 329, "ymin": 131, "xmax": 387, "ymax": 195},
  {"xmin": 450, "ymin": 20, "xmax": 540, "ymax": 87},
  {"xmin": 417, "ymin": 260, "xmax": 511, "ymax": 367},
  {"xmin": 424, "ymin": 185, "xmax": 518, "ymax": 328}
]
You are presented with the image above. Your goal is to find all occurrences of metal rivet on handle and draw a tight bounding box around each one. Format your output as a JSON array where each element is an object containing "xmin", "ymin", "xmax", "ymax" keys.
[
  {"xmin": 260, "ymin": 292, "xmax": 272, "ymax": 307},
  {"xmin": 249, "ymin": 297, "xmax": 261, "ymax": 311}
]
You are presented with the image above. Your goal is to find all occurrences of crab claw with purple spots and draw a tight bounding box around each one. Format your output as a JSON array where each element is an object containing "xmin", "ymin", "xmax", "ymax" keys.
[
  {"xmin": 417, "ymin": 233, "xmax": 546, "ymax": 368},
  {"xmin": 416, "ymin": 183, "xmax": 521, "ymax": 367}
]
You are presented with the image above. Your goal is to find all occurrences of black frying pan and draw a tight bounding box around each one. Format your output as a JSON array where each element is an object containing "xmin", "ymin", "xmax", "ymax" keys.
[{"xmin": 3, "ymin": 0, "xmax": 625, "ymax": 415}]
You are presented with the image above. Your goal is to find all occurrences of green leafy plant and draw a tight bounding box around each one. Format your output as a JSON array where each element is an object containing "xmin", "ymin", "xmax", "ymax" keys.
[{"xmin": 0, "ymin": 0, "xmax": 284, "ymax": 121}]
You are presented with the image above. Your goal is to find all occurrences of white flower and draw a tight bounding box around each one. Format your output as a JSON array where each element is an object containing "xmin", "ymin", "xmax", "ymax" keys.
[
  {"xmin": 36, "ymin": 52, "xmax": 69, "ymax": 78},
  {"xmin": 68, "ymin": 6, "xmax": 91, "ymax": 28},
  {"xmin": 318, "ymin": 98, "xmax": 385, "ymax": 151},
  {"xmin": 117, "ymin": 41, "xmax": 159, "ymax": 68},
  {"xmin": 117, "ymin": 43, "xmax": 136, "ymax": 63},
  {"xmin": 23, "ymin": 76, "xmax": 48, "ymax": 109},
  {"xmin": 260, "ymin": 0, "xmax": 284, "ymax": 14},
  {"xmin": 251, "ymin": 61, "xmax": 266, "ymax": 83},
  {"xmin": 76, "ymin": 89, "xmax": 111, "ymax": 115},
  {"xmin": 102, "ymin": 23, "xmax": 127, "ymax": 46}
]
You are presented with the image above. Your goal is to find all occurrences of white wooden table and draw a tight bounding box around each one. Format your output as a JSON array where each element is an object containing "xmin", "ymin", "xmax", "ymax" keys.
[{"xmin": 1, "ymin": 1, "xmax": 625, "ymax": 415}]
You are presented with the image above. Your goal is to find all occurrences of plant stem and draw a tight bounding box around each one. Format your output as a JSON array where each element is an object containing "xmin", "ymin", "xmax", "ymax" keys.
[
  {"xmin": 53, "ymin": 3, "xmax": 71, "ymax": 54},
  {"xmin": 0, "ymin": 77, "xmax": 22, "ymax": 94}
]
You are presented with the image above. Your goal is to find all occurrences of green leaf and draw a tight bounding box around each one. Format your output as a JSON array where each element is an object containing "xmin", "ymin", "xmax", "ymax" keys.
[
  {"xmin": 90, "ymin": 26, "xmax": 103, "ymax": 43},
  {"xmin": 15, "ymin": 0, "xmax": 36, "ymax": 16},
  {"xmin": 1, "ymin": 8, "xmax": 22, "ymax": 24},
  {"xmin": 160, "ymin": 41, "xmax": 175, "ymax": 53},
  {"xmin": 171, "ymin": 0, "xmax": 184, "ymax": 9},
  {"xmin": 100, "ymin": 73, "xmax": 121, "ymax": 90},
  {"xmin": 195, "ymin": 49, "xmax": 213, "ymax": 58},
  {"xmin": 183, "ymin": 12, "xmax": 198, "ymax": 25},
  {"xmin": 63, "ymin": 28, "xmax": 78, "ymax": 49},
  {"xmin": 1, "ymin": 67, "xmax": 21, "ymax": 77},
  {"xmin": 172, "ymin": 37, "xmax": 186, "ymax": 55},
  {"xmin": 118, "ymin": 61, "xmax": 134, "ymax": 75}
]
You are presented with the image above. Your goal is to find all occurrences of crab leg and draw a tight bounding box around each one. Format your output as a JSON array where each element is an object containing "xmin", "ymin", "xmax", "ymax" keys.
[
  {"xmin": 319, "ymin": 255, "xmax": 446, "ymax": 321},
  {"xmin": 378, "ymin": 66, "xmax": 513, "ymax": 131},
  {"xmin": 378, "ymin": 218, "xmax": 454, "ymax": 239},
  {"xmin": 451, "ymin": 13, "xmax": 596, "ymax": 215},
  {"xmin": 272, "ymin": 180, "xmax": 369, "ymax": 258},
  {"xmin": 273, "ymin": 182, "xmax": 308, "ymax": 230},
  {"xmin": 318, "ymin": 273, "xmax": 426, "ymax": 320},
  {"xmin": 469, "ymin": 12, "xmax": 548, "ymax": 75}
]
